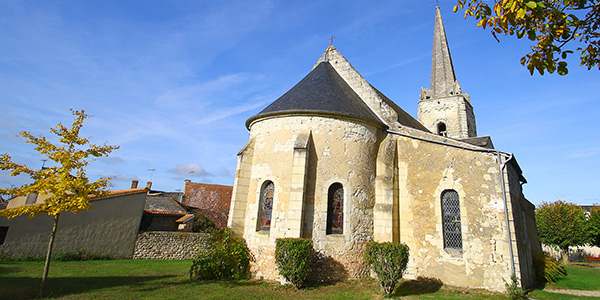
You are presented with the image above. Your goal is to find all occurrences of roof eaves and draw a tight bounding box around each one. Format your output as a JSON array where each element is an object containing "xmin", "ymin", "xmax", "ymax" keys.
[{"xmin": 246, "ymin": 109, "xmax": 387, "ymax": 130}]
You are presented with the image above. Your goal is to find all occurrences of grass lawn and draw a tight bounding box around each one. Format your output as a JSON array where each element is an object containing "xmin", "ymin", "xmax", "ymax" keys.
[
  {"xmin": 549, "ymin": 264, "xmax": 600, "ymax": 291},
  {"xmin": 529, "ymin": 264, "xmax": 600, "ymax": 300},
  {"xmin": 1, "ymin": 259, "xmax": 598, "ymax": 300}
]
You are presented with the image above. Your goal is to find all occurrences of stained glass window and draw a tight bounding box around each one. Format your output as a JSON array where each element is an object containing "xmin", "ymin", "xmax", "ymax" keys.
[
  {"xmin": 259, "ymin": 181, "xmax": 274, "ymax": 231},
  {"xmin": 442, "ymin": 190, "xmax": 462, "ymax": 249},
  {"xmin": 327, "ymin": 183, "xmax": 344, "ymax": 234}
]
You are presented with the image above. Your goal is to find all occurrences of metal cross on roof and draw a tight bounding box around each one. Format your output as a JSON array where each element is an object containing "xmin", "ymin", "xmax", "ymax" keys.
[{"xmin": 329, "ymin": 35, "xmax": 336, "ymax": 45}]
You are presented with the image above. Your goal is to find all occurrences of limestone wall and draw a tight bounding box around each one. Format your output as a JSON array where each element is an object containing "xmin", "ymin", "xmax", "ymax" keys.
[
  {"xmin": 133, "ymin": 232, "xmax": 209, "ymax": 260},
  {"xmin": 505, "ymin": 162, "xmax": 541, "ymax": 288},
  {"xmin": 417, "ymin": 95, "xmax": 476, "ymax": 138},
  {"xmin": 236, "ymin": 116, "xmax": 383, "ymax": 281},
  {"xmin": 230, "ymin": 112, "xmax": 538, "ymax": 291},
  {"xmin": 391, "ymin": 133, "xmax": 517, "ymax": 291}
]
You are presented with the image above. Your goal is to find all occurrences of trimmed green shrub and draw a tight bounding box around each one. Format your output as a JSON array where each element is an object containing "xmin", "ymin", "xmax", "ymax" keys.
[
  {"xmin": 192, "ymin": 213, "xmax": 215, "ymax": 233},
  {"xmin": 53, "ymin": 249, "xmax": 110, "ymax": 261},
  {"xmin": 505, "ymin": 274, "xmax": 529, "ymax": 300},
  {"xmin": 275, "ymin": 238, "xmax": 313, "ymax": 288},
  {"xmin": 364, "ymin": 241, "xmax": 409, "ymax": 295},
  {"xmin": 190, "ymin": 228, "xmax": 250, "ymax": 280},
  {"xmin": 534, "ymin": 252, "xmax": 566, "ymax": 283}
]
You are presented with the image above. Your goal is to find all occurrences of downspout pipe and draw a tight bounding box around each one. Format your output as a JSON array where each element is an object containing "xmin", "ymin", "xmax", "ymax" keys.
[
  {"xmin": 498, "ymin": 152, "xmax": 516, "ymax": 276},
  {"xmin": 387, "ymin": 128, "xmax": 517, "ymax": 275}
]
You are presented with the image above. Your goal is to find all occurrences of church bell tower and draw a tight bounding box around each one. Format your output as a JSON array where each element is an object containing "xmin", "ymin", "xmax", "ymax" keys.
[{"xmin": 418, "ymin": 6, "xmax": 476, "ymax": 139}]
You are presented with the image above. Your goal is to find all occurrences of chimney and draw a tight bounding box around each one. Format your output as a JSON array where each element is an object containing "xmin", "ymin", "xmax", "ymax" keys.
[
  {"xmin": 131, "ymin": 180, "xmax": 139, "ymax": 189},
  {"xmin": 146, "ymin": 181, "xmax": 152, "ymax": 189}
]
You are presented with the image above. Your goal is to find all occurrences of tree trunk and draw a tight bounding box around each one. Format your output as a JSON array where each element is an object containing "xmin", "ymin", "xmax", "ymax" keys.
[{"xmin": 40, "ymin": 213, "xmax": 60, "ymax": 298}]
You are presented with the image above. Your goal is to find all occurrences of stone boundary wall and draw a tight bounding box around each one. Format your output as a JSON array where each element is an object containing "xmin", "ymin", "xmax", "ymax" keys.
[{"xmin": 133, "ymin": 231, "xmax": 210, "ymax": 260}]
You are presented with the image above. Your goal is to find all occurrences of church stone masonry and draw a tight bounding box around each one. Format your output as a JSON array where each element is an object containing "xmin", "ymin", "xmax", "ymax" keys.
[{"xmin": 228, "ymin": 7, "xmax": 542, "ymax": 291}]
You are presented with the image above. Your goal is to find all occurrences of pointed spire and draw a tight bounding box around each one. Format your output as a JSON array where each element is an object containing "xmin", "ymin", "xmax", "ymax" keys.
[{"xmin": 431, "ymin": 6, "xmax": 461, "ymax": 97}]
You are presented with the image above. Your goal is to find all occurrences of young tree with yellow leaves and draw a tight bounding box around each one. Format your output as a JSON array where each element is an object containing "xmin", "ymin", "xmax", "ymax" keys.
[
  {"xmin": 455, "ymin": 0, "xmax": 599, "ymax": 75},
  {"xmin": 0, "ymin": 109, "xmax": 119, "ymax": 297}
]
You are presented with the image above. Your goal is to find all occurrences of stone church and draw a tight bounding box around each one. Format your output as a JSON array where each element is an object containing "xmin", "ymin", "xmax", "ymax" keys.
[{"xmin": 228, "ymin": 7, "xmax": 542, "ymax": 291}]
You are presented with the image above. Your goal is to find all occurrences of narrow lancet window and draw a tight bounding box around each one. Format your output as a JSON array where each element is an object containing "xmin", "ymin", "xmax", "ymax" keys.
[
  {"xmin": 327, "ymin": 183, "xmax": 344, "ymax": 234},
  {"xmin": 442, "ymin": 190, "xmax": 462, "ymax": 249},
  {"xmin": 258, "ymin": 181, "xmax": 274, "ymax": 231}
]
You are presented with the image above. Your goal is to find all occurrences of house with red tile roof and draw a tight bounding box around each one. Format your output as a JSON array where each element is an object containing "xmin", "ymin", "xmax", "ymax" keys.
[{"xmin": 183, "ymin": 181, "xmax": 232, "ymax": 229}]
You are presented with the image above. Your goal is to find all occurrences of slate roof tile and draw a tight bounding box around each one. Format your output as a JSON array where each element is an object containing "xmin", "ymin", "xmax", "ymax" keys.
[
  {"xmin": 144, "ymin": 194, "xmax": 186, "ymax": 216},
  {"xmin": 246, "ymin": 61, "xmax": 384, "ymax": 128}
]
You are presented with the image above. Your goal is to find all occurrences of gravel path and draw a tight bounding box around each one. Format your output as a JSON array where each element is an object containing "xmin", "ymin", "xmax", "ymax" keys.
[{"xmin": 543, "ymin": 288, "xmax": 600, "ymax": 298}]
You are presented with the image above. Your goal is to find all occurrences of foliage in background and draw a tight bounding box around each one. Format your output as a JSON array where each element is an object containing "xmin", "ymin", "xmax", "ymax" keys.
[
  {"xmin": 504, "ymin": 274, "xmax": 529, "ymax": 300},
  {"xmin": 536, "ymin": 200, "xmax": 590, "ymax": 262},
  {"xmin": 190, "ymin": 228, "xmax": 250, "ymax": 281},
  {"xmin": 455, "ymin": 0, "xmax": 600, "ymax": 75},
  {"xmin": 533, "ymin": 252, "xmax": 567, "ymax": 284},
  {"xmin": 274, "ymin": 238, "xmax": 313, "ymax": 289},
  {"xmin": 192, "ymin": 213, "xmax": 215, "ymax": 233},
  {"xmin": 53, "ymin": 249, "xmax": 110, "ymax": 261},
  {"xmin": 589, "ymin": 205, "xmax": 600, "ymax": 247},
  {"xmin": 0, "ymin": 109, "xmax": 118, "ymax": 297},
  {"xmin": 364, "ymin": 241, "xmax": 409, "ymax": 295},
  {"xmin": 1, "ymin": 249, "xmax": 109, "ymax": 262},
  {"xmin": 0, "ymin": 252, "xmax": 44, "ymax": 262}
]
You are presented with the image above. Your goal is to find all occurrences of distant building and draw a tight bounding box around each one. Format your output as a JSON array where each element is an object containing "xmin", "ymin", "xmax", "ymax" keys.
[
  {"xmin": 581, "ymin": 205, "xmax": 596, "ymax": 213},
  {"xmin": 5, "ymin": 192, "xmax": 52, "ymax": 209},
  {"xmin": 0, "ymin": 188, "xmax": 147, "ymax": 258},
  {"xmin": 184, "ymin": 181, "xmax": 232, "ymax": 229},
  {"xmin": 139, "ymin": 191, "xmax": 187, "ymax": 231},
  {"xmin": 0, "ymin": 197, "xmax": 7, "ymax": 210}
]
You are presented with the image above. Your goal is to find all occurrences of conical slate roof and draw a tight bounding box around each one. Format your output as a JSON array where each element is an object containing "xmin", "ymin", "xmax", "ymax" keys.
[
  {"xmin": 246, "ymin": 61, "xmax": 384, "ymax": 128},
  {"xmin": 431, "ymin": 6, "xmax": 460, "ymax": 97}
]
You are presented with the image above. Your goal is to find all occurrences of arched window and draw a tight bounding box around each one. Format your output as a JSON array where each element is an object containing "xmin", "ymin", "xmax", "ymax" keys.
[
  {"xmin": 258, "ymin": 181, "xmax": 274, "ymax": 231},
  {"xmin": 441, "ymin": 190, "xmax": 462, "ymax": 249},
  {"xmin": 327, "ymin": 183, "xmax": 344, "ymax": 234},
  {"xmin": 437, "ymin": 122, "xmax": 447, "ymax": 137}
]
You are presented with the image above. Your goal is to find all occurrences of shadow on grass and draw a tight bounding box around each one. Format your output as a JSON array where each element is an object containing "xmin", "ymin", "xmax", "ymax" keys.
[
  {"xmin": 0, "ymin": 265, "xmax": 22, "ymax": 275},
  {"xmin": 188, "ymin": 279, "xmax": 262, "ymax": 288},
  {"xmin": 0, "ymin": 275, "xmax": 179, "ymax": 299},
  {"xmin": 392, "ymin": 276, "xmax": 444, "ymax": 297}
]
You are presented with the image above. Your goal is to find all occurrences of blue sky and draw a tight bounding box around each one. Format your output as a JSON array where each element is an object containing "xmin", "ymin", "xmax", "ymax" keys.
[{"xmin": 0, "ymin": 1, "xmax": 598, "ymax": 205}]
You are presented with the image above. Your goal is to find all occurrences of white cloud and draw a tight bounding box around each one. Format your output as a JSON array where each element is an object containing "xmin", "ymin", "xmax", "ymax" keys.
[
  {"xmin": 215, "ymin": 167, "xmax": 233, "ymax": 177},
  {"xmin": 567, "ymin": 148, "xmax": 600, "ymax": 159},
  {"xmin": 168, "ymin": 163, "xmax": 208, "ymax": 176},
  {"xmin": 98, "ymin": 156, "xmax": 126, "ymax": 165}
]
